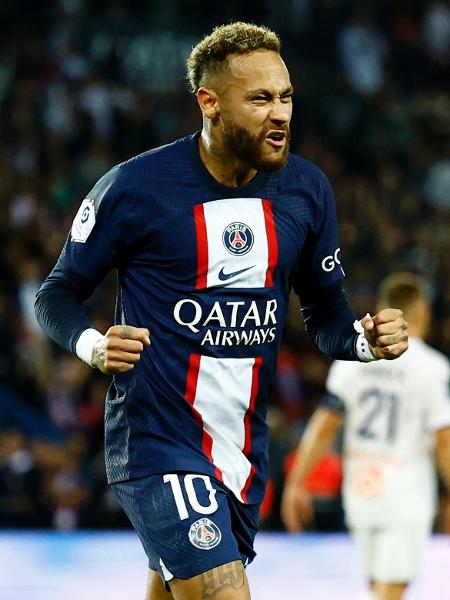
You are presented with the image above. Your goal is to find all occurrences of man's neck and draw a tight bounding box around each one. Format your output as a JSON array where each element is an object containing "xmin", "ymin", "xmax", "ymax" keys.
[
  {"xmin": 198, "ymin": 131, "xmax": 257, "ymax": 188},
  {"xmin": 407, "ymin": 322, "xmax": 424, "ymax": 339}
]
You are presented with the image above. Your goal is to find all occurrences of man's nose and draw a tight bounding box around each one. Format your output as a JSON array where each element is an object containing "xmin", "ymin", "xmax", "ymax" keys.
[{"xmin": 269, "ymin": 99, "xmax": 290, "ymax": 122}]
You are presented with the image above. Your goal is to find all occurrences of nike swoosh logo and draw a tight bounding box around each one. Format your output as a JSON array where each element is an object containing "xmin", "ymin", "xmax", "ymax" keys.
[{"xmin": 218, "ymin": 265, "xmax": 255, "ymax": 281}]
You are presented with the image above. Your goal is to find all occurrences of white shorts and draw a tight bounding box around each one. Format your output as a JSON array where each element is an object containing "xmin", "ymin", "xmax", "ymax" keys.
[{"xmin": 351, "ymin": 521, "xmax": 432, "ymax": 583}]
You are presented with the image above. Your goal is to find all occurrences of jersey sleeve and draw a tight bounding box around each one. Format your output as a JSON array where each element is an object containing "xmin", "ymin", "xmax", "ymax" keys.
[
  {"xmin": 35, "ymin": 163, "xmax": 148, "ymax": 354},
  {"xmin": 321, "ymin": 391, "xmax": 346, "ymax": 414},
  {"xmin": 292, "ymin": 173, "xmax": 359, "ymax": 361},
  {"xmin": 53, "ymin": 164, "xmax": 142, "ymax": 295},
  {"xmin": 426, "ymin": 359, "xmax": 450, "ymax": 432},
  {"xmin": 294, "ymin": 172, "xmax": 345, "ymax": 292},
  {"xmin": 322, "ymin": 361, "xmax": 351, "ymax": 413}
]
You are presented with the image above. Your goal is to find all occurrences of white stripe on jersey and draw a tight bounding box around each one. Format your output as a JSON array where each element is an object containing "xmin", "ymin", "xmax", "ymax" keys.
[
  {"xmin": 202, "ymin": 198, "xmax": 269, "ymax": 288},
  {"xmin": 193, "ymin": 355, "xmax": 256, "ymax": 500}
]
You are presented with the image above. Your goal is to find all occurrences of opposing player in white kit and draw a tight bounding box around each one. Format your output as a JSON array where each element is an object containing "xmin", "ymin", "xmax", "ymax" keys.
[{"xmin": 281, "ymin": 273, "xmax": 450, "ymax": 600}]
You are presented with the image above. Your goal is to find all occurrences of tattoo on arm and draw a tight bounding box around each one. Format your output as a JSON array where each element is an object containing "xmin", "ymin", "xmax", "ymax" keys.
[
  {"xmin": 201, "ymin": 562, "xmax": 245, "ymax": 599},
  {"xmin": 92, "ymin": 343, "xmax": 106, "ymax": 365}
]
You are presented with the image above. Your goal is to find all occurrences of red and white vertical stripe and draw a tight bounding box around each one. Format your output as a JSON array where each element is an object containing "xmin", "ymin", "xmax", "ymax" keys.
[
  {"xmin": 185, "ymin": 354, "xmax": 262, "ymax": 502},
  {"xmin": 194, "ymin": 197, "xmax": 278, "ymax": 289}
]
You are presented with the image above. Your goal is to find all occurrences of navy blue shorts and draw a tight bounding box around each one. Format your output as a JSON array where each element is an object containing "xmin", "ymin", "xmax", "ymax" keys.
[{"xmin": 111, "ymin": 472, "xmax": 259, "ymax": 582}]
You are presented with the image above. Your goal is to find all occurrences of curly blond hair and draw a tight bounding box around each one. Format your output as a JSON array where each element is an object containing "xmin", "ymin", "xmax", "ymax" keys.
[{"xmin": 186, "ymin": 22, "xmax": 281, "ymax": 93}]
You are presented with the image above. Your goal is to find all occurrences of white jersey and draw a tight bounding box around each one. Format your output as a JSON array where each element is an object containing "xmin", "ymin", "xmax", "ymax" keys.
[{"xmin": 325, "ymin": 338, "xmax": 450, "ymax": 527}]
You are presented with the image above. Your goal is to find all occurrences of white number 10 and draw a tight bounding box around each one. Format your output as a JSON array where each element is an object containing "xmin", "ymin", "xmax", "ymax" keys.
[{"xmin": 163, "ymin": 474, "xmax": 219, "ymax": 521}]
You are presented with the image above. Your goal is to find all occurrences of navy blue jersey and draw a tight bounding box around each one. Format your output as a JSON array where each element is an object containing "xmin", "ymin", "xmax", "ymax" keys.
[{"xmin": 39, "ymin": 133, "xmax": 350, "ymax": 505}]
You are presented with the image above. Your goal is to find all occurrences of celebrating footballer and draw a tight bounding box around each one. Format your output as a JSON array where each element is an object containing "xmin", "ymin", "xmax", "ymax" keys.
[{"xmin": 36, "ymin": 22, "xmax": 408, "ymax": 600}]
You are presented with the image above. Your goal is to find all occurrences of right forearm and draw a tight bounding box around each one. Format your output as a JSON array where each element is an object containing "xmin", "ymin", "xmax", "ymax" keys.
[
  {"xmin": 286, "ymin": 409, "xmax": 342, "ymax": 487},
  {"xmin": 435, "ymin": 428, "xmax": 450, "ymax": 494},
  {"xmin": 282, "ymin": 407, "xmax": 343, "ymax": 533},
  {"xmin": 34, "ymin": 284, "xmax": 92, "ymax": 355},
  {"xmin": 35, "ymin": 280, "xmax": 151, "ymax": 374}
]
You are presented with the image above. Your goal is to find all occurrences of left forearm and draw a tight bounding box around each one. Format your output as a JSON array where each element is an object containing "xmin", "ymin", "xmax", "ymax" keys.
[
  {"xmin": 435, "ymin": 428, "xmax": 450, "ymax": 493},
  {"xmin": 299, "ymin": 280, "xmax": 358, "ymax": 361},
  {"xmin": 286, "ymin": 408, "xmax": 343, "ymax": 487}
]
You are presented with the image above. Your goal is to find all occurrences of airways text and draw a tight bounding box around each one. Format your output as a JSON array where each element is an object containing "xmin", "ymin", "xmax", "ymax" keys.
[{"xmin": 173, "ymin": 298, "xmax": 278, "ymax": 346}]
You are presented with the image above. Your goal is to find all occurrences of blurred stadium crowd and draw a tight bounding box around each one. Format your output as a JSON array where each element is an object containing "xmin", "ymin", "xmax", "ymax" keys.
[{"xmin": 0, "ymin": 0, "xmax": 449, "ymax": 531}]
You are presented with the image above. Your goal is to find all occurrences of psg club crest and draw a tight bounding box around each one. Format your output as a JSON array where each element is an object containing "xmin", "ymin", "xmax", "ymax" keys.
[
  {"xmin": 188, "ymin": 518, "xmax": 222, "ymax": 550},
  {"xmin": 223, "ymin": 222, "xmax": 254, "ymax": 256}
]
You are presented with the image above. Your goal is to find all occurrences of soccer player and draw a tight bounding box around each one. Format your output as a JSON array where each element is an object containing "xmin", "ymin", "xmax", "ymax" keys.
[
  {"xmin": 281, "ymin": 273, "xmax": 450, "ymax": 600},
  {"xmin": 35, "ymin": 22, "xmax": 408, "ymax": 600}
]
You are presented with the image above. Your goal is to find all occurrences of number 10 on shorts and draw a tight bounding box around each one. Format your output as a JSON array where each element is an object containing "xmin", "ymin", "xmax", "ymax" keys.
[{"xmin": 163, "ymin": 474, "xmax": 219, "ymax": 520}]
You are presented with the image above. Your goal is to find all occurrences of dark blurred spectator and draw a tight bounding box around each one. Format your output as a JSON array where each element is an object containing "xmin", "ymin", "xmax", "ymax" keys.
[
  {"xmin": 422, "ymin": 0, "xmax": 450, "ymax": 65},
  {"xmin": 337, "ymin": 6, "xmax": 388, "ymax": 96}
]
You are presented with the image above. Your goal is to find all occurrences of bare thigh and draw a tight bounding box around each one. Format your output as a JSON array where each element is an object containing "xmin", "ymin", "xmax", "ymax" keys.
[
  {"xmin": 372, "ymin": 582, "xmax": 407, "ymax": 600},
  {"xmin": 169, "ymin": 560, "xmax": 250, "ymax": 600}
]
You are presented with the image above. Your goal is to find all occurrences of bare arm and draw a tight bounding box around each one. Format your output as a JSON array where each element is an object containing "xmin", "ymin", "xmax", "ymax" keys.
[
  {"xmin": 281, "ymin": 407, "xmax": 343, "ymax": 532},
  {"xmin": 434, "ymin": 427, "xmax": 450, "ymax": 532},
  {"xmin": 435, "ymin": 427, "xmax": 450, "ymax": 492}
]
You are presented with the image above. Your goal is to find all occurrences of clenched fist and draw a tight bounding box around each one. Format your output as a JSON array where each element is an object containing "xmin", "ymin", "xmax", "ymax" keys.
[
  {"xmin": 92, "ymin": 325, "xmax": 151, "ymax": 374},
  {"xmin": 361, "ymin": 308, "xmax": 408, "ymax": 360}
]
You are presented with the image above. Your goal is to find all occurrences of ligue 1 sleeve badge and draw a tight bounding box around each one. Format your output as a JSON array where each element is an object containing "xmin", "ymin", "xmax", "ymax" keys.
[
  {"xmin": 188, "ymin": 518, "xmax": 222, "ymax": 550},
  {"xmin": 71, "ymin": 198, "xmax": 96, "ymax": 243},
  {"xmin": 223, "ymin": 222, "xmax": 254, "ymax": 256}
]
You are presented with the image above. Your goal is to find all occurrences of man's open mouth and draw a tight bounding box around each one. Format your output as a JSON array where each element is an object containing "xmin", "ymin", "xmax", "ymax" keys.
[{"xmin": 265, "ymin": 130, "xmax": 287, "ymax": 148}]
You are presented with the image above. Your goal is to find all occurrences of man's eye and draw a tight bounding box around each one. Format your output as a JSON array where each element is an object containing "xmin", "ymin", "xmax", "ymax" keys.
[{"xmin": 281, "ymin": 94, "xmax": 293, "ymax": 103}]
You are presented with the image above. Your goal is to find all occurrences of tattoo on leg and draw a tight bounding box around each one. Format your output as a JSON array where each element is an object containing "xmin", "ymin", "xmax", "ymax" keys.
[{"xmin": 201, "ymin": 562, "xmax": 245, "ymax": 599}]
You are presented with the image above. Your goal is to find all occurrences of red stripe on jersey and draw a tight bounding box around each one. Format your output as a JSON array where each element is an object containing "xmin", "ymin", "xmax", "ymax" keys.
[
  {"xmin": 203, "ymin": 433, "xmax": 223, "ymax": 482},
  {"xmin": 262, "ymin": 199, "xmax": 278, "ymax": 287},
  {"xmin": 240, "ymin": 357, "xmax": 262, "ymax": 501},
  {"xmin": 241, "ymin": 465, "xmax": 256, "ymax": 503},
  {"xmin": 185, "ymin": 353, "xmax": 201, "ymax": 409},
  {"xmin": 185, "ymin": 353, "xmax": 223, "ymax": 482},
  {"xmin": 242, "ymin": 357, "xmax": 262, "ymax": 457},
  {"xmin": 194, "ymin": 204, "xmax": 208, "ymax": 289}
]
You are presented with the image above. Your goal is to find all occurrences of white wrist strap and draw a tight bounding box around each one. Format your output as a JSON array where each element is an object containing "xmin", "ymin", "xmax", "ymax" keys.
[
  {"xmin": 355, "ymin": 333, "xmax": 376, "ymax": 362},
  {"xmin": 353, "ymin": 317, "xmax": 376, "ymax": 362},
  {"xmin": 75, "ymin": 328, "xmax": 103, "ymax": 367}
]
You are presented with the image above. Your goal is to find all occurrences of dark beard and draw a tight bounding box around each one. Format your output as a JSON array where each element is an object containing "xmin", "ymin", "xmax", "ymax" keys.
[{"xmin": 222, "ymin": 121, "xmax": 290, "ymax": 172}]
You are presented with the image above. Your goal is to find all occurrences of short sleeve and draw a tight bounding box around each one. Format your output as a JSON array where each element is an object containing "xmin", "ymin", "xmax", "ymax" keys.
[
  {"xmin": 321, "ymin": 391, "xmax": 346, "ymax": 413},
  {"xmin": 325, "ymin": 361, "xmax": 352, "ymax": 410}
]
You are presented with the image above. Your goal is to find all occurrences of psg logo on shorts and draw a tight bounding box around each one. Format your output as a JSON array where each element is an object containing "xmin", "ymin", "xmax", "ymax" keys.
[
  {"xmin": 188, "ymin": 518, "xmax": 222, "ymax": 550},
  {"xmin": 223, "ymin": 222, "xmax": 254, "ymax": 256}
]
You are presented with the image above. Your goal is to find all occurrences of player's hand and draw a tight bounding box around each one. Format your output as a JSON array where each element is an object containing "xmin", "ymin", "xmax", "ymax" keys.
[
  {"xmin": 91, "ymin": 325, "xmax": 151, "ymax": 374},
  {"xmin": 361, "ymin": 308, "xmax": 408, "ymax": 360},
  {"xmin": 280, "ymin": 482, "xmax": 314, "ymax": 533}
]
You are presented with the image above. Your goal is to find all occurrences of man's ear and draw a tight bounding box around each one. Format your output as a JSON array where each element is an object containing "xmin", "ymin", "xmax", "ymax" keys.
[{"xmin": 197, "ymin": 87, "xmax": 220, "ymax": 121}]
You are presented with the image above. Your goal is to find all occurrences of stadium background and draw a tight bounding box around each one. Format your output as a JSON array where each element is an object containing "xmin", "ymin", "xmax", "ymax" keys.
[{"xmin": 0, "ymin": 0, "xmax": 449, "ymax": 542}]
